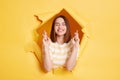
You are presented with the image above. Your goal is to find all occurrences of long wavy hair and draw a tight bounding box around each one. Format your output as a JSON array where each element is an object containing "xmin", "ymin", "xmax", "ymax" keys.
[{"xmin": 50, "ymin": 15, "xmax": 71, "ymax": 43}]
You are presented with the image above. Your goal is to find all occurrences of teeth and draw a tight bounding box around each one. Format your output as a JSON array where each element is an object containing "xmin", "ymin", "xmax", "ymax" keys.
[{"xmin": 58, "ymin": 29, "xmax": 63, "ymax": 32}]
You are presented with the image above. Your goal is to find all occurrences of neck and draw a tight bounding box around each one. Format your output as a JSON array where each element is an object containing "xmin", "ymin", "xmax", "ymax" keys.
[{"xmin": 56, "ymin": 35, "xmax": 64, "ymax": 44}]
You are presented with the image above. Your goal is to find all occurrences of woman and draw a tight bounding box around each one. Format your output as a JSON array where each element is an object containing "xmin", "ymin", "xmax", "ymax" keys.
[{"xmin": 42, "ymin": 15, "xmax": 80, "ymax": 72}]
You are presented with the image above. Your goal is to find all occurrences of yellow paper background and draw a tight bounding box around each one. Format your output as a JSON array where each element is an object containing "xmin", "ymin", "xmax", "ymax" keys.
[{"xmin": 0, "ymin": 0, "xmax": 120, "ymax": 80}]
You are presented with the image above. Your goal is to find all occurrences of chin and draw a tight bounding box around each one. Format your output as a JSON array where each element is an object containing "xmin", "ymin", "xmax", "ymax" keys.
[{"xmin": 57, "ymin": 32, "xmax": 66, "ymax": 36}]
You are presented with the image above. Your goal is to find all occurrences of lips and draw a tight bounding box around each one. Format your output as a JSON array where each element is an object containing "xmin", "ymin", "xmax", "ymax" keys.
[{"xmin": 57, "ymin": 29, "xmax": 64, "ymax": 32}]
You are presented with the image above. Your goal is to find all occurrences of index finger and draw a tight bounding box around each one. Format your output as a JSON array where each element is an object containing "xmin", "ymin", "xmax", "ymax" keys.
[
  {"xmin": 75, "ymin": 30, "xmax": 79, "ymax": 36},
  {"xmin": 43, "ymin": 30, "xmax": 47, "ymax": 35}
]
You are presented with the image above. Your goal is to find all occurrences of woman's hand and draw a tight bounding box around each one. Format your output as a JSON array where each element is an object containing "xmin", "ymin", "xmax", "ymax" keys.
[
  {"xmin": 71, "ymin": 30, "xmax": 80, "ymax": 47},
  {"xmin": 42, "ymin": 30, "xmax": 51, "ymax": 48}
]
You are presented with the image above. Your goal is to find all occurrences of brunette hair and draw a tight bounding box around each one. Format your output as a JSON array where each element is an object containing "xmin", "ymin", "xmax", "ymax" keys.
[{"xmin": 50, "ymin": 15, "xmax": 71, "ymax": 43}]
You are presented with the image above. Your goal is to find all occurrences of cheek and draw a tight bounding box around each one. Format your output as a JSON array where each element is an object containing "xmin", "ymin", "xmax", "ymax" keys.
[
  {"xmin": 64, "ymin": 26, "xmax": 67, "ymax": 32},
  {"xmin": 54, "ymin": 26, "xmax": 58, "ymax": 32}
]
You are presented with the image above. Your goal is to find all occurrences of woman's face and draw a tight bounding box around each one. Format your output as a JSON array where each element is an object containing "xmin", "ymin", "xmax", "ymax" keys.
[{"xmin": 54, "ymin": 17, "xmax": 67, "ymax": 36}]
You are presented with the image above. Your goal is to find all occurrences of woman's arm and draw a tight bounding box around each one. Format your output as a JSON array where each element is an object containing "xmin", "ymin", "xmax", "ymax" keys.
[
  {"xmin": 65, "ymin": 44, "xmax": 79, "ymax": 71},
  {"xmin": 42, "ymin": 46, "xmax": 52, "ymax": 72},
  {"xmin": 65, "ymin": 30, "xmax": 80, "ymax": 71}
]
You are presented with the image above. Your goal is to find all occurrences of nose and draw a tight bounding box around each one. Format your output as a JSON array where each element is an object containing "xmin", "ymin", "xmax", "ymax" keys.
[
  {"xmin": 58, "ymin": 24, "xmax": 64, "ymax": 28},
  {"xmin": 58, "ymin": 26, "xmax": 63, "ymax": 30}
]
